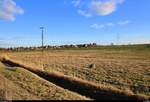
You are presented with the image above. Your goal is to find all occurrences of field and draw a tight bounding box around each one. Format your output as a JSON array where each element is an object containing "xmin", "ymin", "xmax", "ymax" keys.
[
  {"xmin": 0, "ymin": 61, "xmax": 88, "ymax": 100},
  {"xmin": 0, "ymin": 44, "xmax": 150, "ymax": 100}
]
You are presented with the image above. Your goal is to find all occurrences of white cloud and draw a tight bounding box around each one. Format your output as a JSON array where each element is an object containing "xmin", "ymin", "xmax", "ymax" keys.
[
  {"xmin": 78, "ymin": 9, "xmax": 92, "ymax": 17},
  {"xmin": 90, "ymin": 23, "xmax": 105, "ymax": 29},
  {"xmin": 72, "ymin": 0, "xmax": 124, "ymax": 17},
  {"xmin": 0, "ymin": 0, "xmax": 24, "ymax": 21},
  {"xmin": 91, "ymin": 0, "xmax": 115, "ymax": 16},
  {"xmin": 118, "ymin": 20, "xmax": 130, "ymax": 25},
  {"xmin": 90, "ymin": 22, "xmax": 115, "ymax": 29},
  {"xmin": 72, "ymin": 0, "xmax": 81, "ymax": 7},
  {"xmin": 106, "ymin": 22, "xmax": 114, "ymax": 26},
  {"xmin": 91, "ymin": 20, "xmax": 130, "ymax": 29}
]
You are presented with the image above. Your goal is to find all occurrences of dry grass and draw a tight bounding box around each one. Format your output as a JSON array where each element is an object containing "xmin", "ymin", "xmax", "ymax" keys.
[
  {"xmin": 1, "ymin": 57, "xmax": 149, "ymax": 100},
  {"xmin": 0, "ymin": 75, "xmax": 6, "ymax": 100},
  {"xmin": 5, "ymin": 49, "xmax": 150, "ymax": 97},
  {"xmin": 0, "ymin": 74, "xmax": 41, "ymax": 100},
  {"xmin": 0, "ymin": 62, "xmax": 89, "ymax": 100}
]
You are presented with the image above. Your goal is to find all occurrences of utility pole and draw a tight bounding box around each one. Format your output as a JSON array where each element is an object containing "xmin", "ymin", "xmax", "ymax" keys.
[
  {"xmin": 116, "ymin": 33, "xmax": 120, "ymax": 45},
  {"xmin": 40, "ymin": 27, "xmax": 44, "ymax": 48},
  {"xmin": 40, "ymin": 27, "xmax": 44, "ymax": 71}
]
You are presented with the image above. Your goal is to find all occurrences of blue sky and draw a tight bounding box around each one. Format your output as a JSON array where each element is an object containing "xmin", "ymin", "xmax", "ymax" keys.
[{"xmin": 0, "ymin": 0, "xmax": 150, "ymax": 47}]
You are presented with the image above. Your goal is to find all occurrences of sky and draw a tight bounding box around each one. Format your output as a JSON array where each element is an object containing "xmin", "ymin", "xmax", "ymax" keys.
[{"xmin": 0, "ymin": 0, "xmax": 150, "ymax": 47}]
